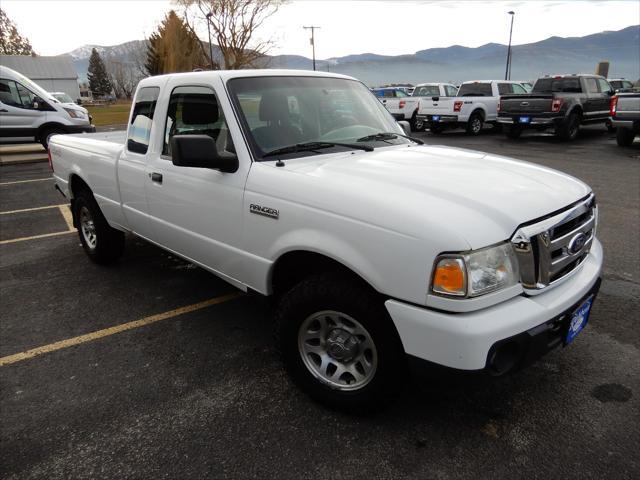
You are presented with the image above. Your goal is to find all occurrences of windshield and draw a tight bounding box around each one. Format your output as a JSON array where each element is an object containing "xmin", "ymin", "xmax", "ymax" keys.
[
  {"xmin": 53, "ymin": 93, "xmax": 74, "ymax": 103},
  {"xmin": 413, "ymin": 85, "xmax": 440, "ymax": 96},
  {"xmin": 228, "ymin": 76, "xmax": 409, "ymax": 160},
  {"xmin": 533, "ymin": 77, "xmax": 582, "ymax": 93}
]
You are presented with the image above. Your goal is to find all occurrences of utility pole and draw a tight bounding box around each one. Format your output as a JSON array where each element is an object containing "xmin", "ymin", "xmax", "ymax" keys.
[
  {"xmin": 303, "ymin": 26, "xmax": 320, "ymax": 71},
  {"xmin": 504, "ymin": 11, "xmax": 515, "ymax": 80}
]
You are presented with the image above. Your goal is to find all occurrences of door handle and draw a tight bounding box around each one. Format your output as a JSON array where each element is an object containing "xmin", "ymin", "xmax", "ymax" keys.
[
  {"xmin": 0, "ymin": 109, "xmax": 8, "ymax": 113},
  {"xmin": 149, "ymin": 172, "xmax": 163, "ymax": 183}
]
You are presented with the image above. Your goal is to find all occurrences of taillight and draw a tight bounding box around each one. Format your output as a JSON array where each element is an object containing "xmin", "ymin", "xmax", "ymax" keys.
[
  {"xmin": 497, "ymin": 98, "xmax": 502, "ymax": 113},
  {"xmin": 399, "ymin": 100, "xmax": 406, "ymax": 109},
  {"xmin": 551, "ymin": 98, "xmax": 563, "ymax": 113},
  {"xmin": 47, "ymin": 148, "xmax": 53, "ymax": 171},
  {"xmin": 610, "ymin": 96, "xmax": 618, "ymax": 117},
  {"xmin": 453, "ymin": 101, "xmax": 463, "ymax": 112}
]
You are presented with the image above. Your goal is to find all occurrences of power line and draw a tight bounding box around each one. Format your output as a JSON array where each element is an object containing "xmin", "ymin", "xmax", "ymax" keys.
[{"xmin": 303, "ymin": 26, "xmax": 320, "ymax": 71}]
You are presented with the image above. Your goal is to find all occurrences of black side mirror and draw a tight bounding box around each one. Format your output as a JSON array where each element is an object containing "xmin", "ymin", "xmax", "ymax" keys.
[
  {"xmin": 170, "ymin": 135, "xmax": 238, "ymax": 173},
  {"xmin": 32, "ymin": 97, "xmax": 41, "ymax": 110}
]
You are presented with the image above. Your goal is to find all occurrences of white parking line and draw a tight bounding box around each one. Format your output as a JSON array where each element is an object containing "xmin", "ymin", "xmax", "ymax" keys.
[
  {"xmin": 0, "ymin": 230, "xmax": 75, "ymax": 245},
  {"xmin": 0, "ymin": 204, "xmax": 67, "ymax": 215},
  {"xmin": 0, "ymin": 178, "xmax": 53, "ymax": 186}
]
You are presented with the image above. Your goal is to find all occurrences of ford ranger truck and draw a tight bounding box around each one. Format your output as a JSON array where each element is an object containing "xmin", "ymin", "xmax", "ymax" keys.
[
  {"xmin": 498, "ymin": 74, "xmax": 614, "ymax": 141},
  {"xmin": 50, "ymin": 70, "xmax": 603, "ymax": 412},
  {"xmin": 417, "ymin": 80, "xmax": 528, "ymax": 135}
]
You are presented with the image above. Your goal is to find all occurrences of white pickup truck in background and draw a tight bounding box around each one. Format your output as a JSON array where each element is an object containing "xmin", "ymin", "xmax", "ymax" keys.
[
  {"xmin": 50, "ymin": 70, "xmax": 602, "ymax": 412},
  {"xmin": 417, "ymin": 80, "xmax": 529, "ymax": 135},
  {"xmin": 371, "ymin": 87, "xmax": 421, "ymax": 131}
]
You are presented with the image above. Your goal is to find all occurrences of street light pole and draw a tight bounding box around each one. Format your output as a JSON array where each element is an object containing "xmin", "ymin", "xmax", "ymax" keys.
[
  {"xmin": 206, "ymin": 12, "xmax": 214, "ymax": 70},
  {"xmin": 504, "ymin": 11, "xmax": 515, "ymax": 80},
  {"xmin": 303, "ymin": 26, "xmax": 320, "ymax": 71}
]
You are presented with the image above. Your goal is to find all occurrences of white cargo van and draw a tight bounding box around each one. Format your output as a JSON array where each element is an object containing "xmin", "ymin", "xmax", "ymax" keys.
[{"xmin": 0, "ymin": 66, "xmax": 95, "ymax": 148}]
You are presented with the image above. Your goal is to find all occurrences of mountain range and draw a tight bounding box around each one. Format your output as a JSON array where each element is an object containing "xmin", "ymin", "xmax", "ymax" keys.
[{"xmin": 67, "ymin": 25, "xmax": 639, "ymax": 85}]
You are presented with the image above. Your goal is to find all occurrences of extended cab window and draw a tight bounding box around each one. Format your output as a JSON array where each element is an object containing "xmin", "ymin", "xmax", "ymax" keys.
[
  {"xmin": 0, "ymin": 79, "xmax": 37, "ymax": 109},
  {"xmin": 445, "ymin": 85, "xmax": 458, "ymax": 96},
  {"xmin": 457, "ymin": 83, "xmax": 492, "ymax": 97},
  {"xmin": 127, "ymin": 87, "xmax": 160, "ymax": 154},
  {"xmin": 596, "ymin": 78, "xmax": 612, "ymax": 93},
  {"xmin": 162, "ymin": 85, "xmax": 235, "ymax": 158},
  {"xmin": 585, "ymin": 78, "xmax": 599, "ymax": 94}
]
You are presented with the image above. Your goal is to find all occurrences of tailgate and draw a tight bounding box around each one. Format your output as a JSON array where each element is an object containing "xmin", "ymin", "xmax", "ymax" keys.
[
  {"xmin": 418, "ymin": 97, "xmax": 454, "ymax": 114},
  {"xmin": 500, "ymin": 94, "xmax": 553, "ymax": 114},
  {"xmin": 381, "ymin": 98, "xmax": 401, "ymax": 113}
]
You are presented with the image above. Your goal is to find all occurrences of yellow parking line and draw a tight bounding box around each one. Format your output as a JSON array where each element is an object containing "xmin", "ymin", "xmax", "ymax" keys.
[
  {"xmin": 58, "ymin": 205, "xmax": 75, "ymax": 230},
  {"xmin": 0, "ymin": 292, "xmax": 243, "ymax": 367},
  {"xmin": 0, "ymin": 230, "xmax": 75, "ymax": 245},
  {"xmin": 0, "ymin": 178, "xmax": 53, "ymax": 186},
  {"xmin": 0, "ymin": 204, "xmax": 67, "ymax": 215}
]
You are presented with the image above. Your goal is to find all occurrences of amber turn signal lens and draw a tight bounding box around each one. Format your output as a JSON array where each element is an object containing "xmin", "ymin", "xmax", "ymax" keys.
[{"xmin": 432, "ymin": 258, "xmax": 466, "ymax": 296}]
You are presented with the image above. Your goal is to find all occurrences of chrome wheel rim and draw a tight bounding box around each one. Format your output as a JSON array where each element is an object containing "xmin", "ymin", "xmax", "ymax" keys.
[
  {"xmin": 79, "ymin": 206, "xmax": 97, "ymax": 249},
  {"xmin": 471, "ymin": 117, "xmax": 482, "ymax": 133},
  {"xmin": 298, "ymin": 310, "xmax": 378, "ymax": 391}
]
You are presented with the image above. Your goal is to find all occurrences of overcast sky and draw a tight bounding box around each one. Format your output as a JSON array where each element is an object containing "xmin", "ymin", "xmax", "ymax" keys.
[{"xmin": 2, "ymin": 0, "xmax": 639, "ymax": 58}]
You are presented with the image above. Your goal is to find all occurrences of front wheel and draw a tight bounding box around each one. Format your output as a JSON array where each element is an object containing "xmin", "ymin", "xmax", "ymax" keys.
[
  {"xmin": 616, "ymin": 127, "xmax": 636, "ymax": 146},
  {"xmin": 74, "ymin": 190, "xmax": 125, "ymax": 264},
  {"xmin": 40, "ymin": 127, "xmax": 65, "ymax": 149},
  {"xmin": 275, "ymin": 273, "xmax": 406, "ymax": 412}
]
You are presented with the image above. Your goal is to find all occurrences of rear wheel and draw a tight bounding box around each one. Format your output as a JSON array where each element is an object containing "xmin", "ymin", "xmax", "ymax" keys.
[
  {"xmin": 275, "ymin": 273, "xmax": 406, "ymax": 412},
  {"xmin": 556, "ymin": 112, "xmax": 580, "ymax": 141},
  {"xmin": 616, "ymin": 127, "xmax": 636, "ymax": 146},
  {"xmin": 505, "ymin": 125, "xmax": 523, "ymax": 139},
  {"xmin": 466, "ymin": 113, "xmax": 483, "ymax": 135},
  {"xmin": 410, "ymin": 113, "xmax": 424, "ymax": 132},
  {"xmin": 74, "ymin": 190, "xmax": 125, "ymax": 264}
]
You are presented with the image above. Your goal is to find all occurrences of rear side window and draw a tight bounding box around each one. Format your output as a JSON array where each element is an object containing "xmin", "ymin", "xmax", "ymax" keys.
[
  {"xmin": 584, "ymin": 78, "xmax": 599, "ymax": 94},
  {"xmin": 445, "ymin": 85, "xmax": 458, "ymax": 96},
  {"xmin": 533, "ymin": 78, "xmax": 582, "ymax": 93},
  {"xmin": 162, "ymin": 85, "xmax": 235, "ymax": 158},
  {"xmin": 457, "ymin": 83, "xmax": 492, "ymax": 97},
  {"xmin": 498, "ymin": 83, "xmax": 512, "ymax": 95},
  {"xmin": 596, "ymin": 78, "xmax": 611, "ymax": 93},
  {"xmin": 127, "ymin": 87, "xmax": 160, "ymax": 154}
]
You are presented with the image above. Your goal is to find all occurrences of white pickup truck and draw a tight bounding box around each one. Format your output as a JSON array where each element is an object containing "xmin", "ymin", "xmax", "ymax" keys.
[
  {"xmin": 417, "ymin": 80, "xmax": 528, "ymax": 135},
  {"xmin": 50, "ymin": 70, "xmax": 603, "ymax": 412},
  {"xmin": 371, "ymin": 87, "xmax": 421, "ymax": 131}
]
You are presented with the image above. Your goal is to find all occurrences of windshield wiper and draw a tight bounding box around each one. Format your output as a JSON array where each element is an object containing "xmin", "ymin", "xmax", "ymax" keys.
[
  {"xmin": 356, "ymin": 132, "xmax": 424, "ymax": 145},
  {"xmin": 263, "ymin": 141, "xmax": 373, "ymax": 158}
]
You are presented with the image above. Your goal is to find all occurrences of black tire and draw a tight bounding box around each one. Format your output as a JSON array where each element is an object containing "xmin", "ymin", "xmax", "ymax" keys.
[
  {"xmin": 39, "ymin": 127, "xmax": 65, "ymax": 149},
  {"xmin": 466, "ymin": 112, "xmax": 483, "ymax": 135},
  {"xmin": 430, "ymin": 124, "xmax": 445, "ymax": 134},
  {"xmin": 505, "ymin": 125, "xmax": 523, "ymax": 139},
  {"xmin": 616, "ymin": 127, "xmax": 636, "ymax": 147},
  {"xmin": 274, "ymin": 273, "xmax": 406, "ymax": 413},
  {"xmin": 410, "ymin": 112, "xmax": 424, "ymax": 132},
  {"xmin": 556, "ymin": 111, "xmax": 580, "ymax": 141},
  {"xmin": 73, "ymin": 190, "xmax": 125, "ymax": 264}
]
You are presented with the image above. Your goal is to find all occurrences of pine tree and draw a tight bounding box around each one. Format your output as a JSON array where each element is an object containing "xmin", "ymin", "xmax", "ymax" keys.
[
  {"xmin": 0, "ymin": 8, "xmax": 36, "ymax": 55},
  {"xmin": 145, "ymin": 10, "xmax": 207, "ymax": 76},
  {"xmin": 87, "ymin": 48, "xmax": 112, "ymax": 97}
]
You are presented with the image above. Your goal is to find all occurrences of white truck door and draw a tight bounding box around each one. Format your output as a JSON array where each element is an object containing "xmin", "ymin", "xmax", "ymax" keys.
[
  {"xmin": 144, "ymin": 80, "xmax": 250, "ymax": 283},
  {"xmin": 117, "ymin": 86, "xmax": 161, "ymax": 239}
]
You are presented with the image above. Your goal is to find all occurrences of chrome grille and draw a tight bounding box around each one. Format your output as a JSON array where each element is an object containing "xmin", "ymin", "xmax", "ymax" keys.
[{"xmin": 511, "ymin": 194, "xmax": 596, "ymax": 292}]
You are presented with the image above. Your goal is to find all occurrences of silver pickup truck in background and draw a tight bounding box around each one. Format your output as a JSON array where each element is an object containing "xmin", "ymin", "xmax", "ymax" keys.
[{"xmin": 610, "ymin": 90, "xmax": 640, "ymax": 146}]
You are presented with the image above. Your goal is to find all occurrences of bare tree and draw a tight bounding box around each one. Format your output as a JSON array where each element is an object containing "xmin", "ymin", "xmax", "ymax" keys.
[
  {"xmin": 105, "ymin": 58, "xmax": 139, "ymax": 99},
  {"xmin": 176, "ymin": 0, "xmax": 286, "ymax": 70}
]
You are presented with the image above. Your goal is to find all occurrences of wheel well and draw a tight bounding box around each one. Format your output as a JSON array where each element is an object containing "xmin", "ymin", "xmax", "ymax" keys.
[
  {"xmin": 470, "ymin": 109, "xmax": 485, "ymax": 120},
  {"xmin": 271, "ymin": 251, "xmax": 373, "ymax": 298},
  {"xmin": 69, "ymin": 174, "xmax": 91, "ymax": 199},
  {"xmin": 36, "ymin": 123, "xmax": 68, "ymax": 140},
  {"xmin": 568, "ymin": 106, "xmax": 583, "ymax": 117}
]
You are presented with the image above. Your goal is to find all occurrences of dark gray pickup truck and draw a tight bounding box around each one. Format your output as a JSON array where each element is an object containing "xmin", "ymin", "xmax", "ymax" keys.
[
  {"xmin": 611, "ymin": 91, "xmax": 640, "ymax": 146},
  {"xmin": 497, "ymin": 74, "xmax": 614, "ymax": 141}
]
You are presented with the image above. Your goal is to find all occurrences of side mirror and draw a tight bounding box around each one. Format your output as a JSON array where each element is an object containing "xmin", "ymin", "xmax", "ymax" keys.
[
  {"xmin": 32, "ymin": 97, "xmax": 41, "ymax": 110},
  {"xmin": 398, "ymin": 120, "xmax": 411, "ymax": 136},
  {"xmin": 170, "ymin": 134, "xmax": 238, "ymax": 173}
]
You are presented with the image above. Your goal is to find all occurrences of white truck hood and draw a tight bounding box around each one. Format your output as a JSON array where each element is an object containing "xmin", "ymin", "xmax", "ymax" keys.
[{"xmin": 258, "ymin": 144, "xmax": 591, "ymax": 250}]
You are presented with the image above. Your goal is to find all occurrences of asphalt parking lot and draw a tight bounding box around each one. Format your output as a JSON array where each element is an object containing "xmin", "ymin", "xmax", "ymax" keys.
[{"xmin": 1, "ymin": 126, "xmax": 639, "ymax": 479}]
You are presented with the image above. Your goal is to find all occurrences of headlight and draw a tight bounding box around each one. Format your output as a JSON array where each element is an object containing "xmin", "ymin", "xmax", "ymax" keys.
[
  {"xmin": 63, "ymin": 107, "xmax": 85, "ymax": 119},
  {"xmin": 431, "ymin": 242, "xmax": 519, "ymax": 298}
]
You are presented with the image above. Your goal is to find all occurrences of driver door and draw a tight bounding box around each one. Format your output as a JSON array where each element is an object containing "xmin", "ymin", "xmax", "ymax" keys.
[{"xmin": 0, "ymin": 78, "xmax": 44, "ymax": 140}]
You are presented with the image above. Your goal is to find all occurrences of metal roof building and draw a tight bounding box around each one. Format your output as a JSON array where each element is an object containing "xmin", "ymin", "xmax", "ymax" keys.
[{"xmin": 0, "ymin": 55, "xmax": 81, "ymax": 102}]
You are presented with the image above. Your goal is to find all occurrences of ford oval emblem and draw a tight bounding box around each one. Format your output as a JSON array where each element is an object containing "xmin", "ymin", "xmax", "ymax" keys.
[{"xmin": 568, "ymin": 233, "xmax": 587, "ymax": 255}]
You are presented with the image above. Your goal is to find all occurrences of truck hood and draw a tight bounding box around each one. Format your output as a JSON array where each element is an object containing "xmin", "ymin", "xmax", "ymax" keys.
[{"xmin": 259, "ymin": 144, "xmax": 591, "ymax": 249}]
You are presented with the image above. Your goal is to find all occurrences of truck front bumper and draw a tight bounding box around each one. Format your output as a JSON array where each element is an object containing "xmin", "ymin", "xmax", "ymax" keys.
[
  {"xmin": 385, "ymin": 238, "xmax": 603, "ymax": 372},
  {"xmin": 66, "ymin": 124, "xmax": 97, "ymax": 134}
]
